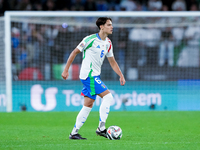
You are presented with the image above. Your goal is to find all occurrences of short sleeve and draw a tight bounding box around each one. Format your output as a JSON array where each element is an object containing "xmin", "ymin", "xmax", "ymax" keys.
[{"xmin": 76, "ymin": 38, "xmax": 87, "ymax": 52}]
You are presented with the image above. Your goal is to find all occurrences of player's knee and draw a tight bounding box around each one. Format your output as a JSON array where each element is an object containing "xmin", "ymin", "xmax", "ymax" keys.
[
  {"xmin": 84, "ymin": 97, "xmax": 94, "ymax": 108},
  {"xmin": 84, "ymin": 102, "xmax": 93, "ymax": 108},
  {"xmin": 104, "ymin": 93, "xmax": 113, "ymax": 99},
  {"xmin": 103, "ymin": 93, "xmax": 113, "ymax": 104}
]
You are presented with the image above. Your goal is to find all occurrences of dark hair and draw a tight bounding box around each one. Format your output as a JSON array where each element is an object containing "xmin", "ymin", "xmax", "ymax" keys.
[{"xmin": 96, "ymin": 17, "xmax": 112, "ymax": 30}]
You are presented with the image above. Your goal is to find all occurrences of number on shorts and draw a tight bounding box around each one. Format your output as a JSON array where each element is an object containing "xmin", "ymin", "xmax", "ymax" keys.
[{"xmin": 95, "ymin": 78, "xmax": 101, "ymax": 84}]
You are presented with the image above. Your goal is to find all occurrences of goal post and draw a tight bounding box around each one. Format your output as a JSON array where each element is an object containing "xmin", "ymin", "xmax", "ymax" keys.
[
  {"xmin": 3, "ymin": 11, "xmax": 200, "ymax": 112},
  {"xmin": 0, "ymin": 17, "xmax": 6, "ymax": 112},
  {"xmin": 4, "ymin": 13, "xmax": 12, "ymax": 112}
]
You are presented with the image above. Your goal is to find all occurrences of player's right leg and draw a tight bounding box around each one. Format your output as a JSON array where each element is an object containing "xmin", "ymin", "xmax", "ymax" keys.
[{"xmin": 69, "ymin": 97, "xmax": 94, "ymax": 140}]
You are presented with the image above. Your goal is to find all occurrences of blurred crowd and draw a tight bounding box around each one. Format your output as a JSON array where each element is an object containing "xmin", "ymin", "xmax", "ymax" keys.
[
  {"xmin": 10, "ymin": 16, "xmax": 200, "ymax": 80},
  {"xmin": 1, "ymin": 0, "xmax": 200, "ymax": 16}
]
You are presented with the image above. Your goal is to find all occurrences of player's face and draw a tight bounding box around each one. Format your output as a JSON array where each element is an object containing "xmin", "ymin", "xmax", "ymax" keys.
[{"xmin": 102, "ymin": 20, "xmax": 113, "ymax": 35}]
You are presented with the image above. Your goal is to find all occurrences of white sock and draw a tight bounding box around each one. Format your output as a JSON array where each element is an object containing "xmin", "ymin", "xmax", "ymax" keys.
[
  {"xmin": 99, "ymin": 93, "xmax": 113, "ymax": 131},
  {"xmin": 71, "ymin": 106, "xmax": 92, "ymax": 135}
]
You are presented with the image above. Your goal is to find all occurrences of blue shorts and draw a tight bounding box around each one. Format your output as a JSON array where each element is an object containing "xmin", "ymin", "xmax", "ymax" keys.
[{"xmin": 80, "ymin": 75, "xmax": 108, "ymax": 100}]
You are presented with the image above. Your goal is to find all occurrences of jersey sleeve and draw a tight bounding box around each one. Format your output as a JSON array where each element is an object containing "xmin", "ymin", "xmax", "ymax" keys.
[
  {"xmin": 106, "ymin": 39, "xmax": 114, "ymax": 57},
  {"xmin": 76, "ymin": 37, "xmax": 87, "ymax": 52}
]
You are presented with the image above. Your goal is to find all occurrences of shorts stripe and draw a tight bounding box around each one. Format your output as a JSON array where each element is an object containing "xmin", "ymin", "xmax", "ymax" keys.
[{"xmin": 89, "ymin": 64, "xmax": 95, "ymax": 96}]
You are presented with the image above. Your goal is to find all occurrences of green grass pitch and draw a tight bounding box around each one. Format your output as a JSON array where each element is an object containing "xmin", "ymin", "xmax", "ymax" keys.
[{"xmin": 0, "ymin": 111, "xmax": 200, "ymax": 150}]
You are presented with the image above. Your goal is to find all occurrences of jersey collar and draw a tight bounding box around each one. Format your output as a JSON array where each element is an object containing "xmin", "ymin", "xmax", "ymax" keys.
[
  {"xmin": 96, "ymin": 33, "xmax": 101, "ymax": 40},
  {"xmin": 96, "ymin": 33, "xmax": 107, "ymax": 41}
]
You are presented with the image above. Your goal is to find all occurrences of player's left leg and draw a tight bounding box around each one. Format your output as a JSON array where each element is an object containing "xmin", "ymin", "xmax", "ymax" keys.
[{"xmin": 96, "ymin": 90, "xmax": 113, "ymax": 138}]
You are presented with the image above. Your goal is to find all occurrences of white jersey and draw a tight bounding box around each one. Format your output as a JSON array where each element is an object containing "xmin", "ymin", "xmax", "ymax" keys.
[{"xmin": 77, "ymin": 33, "xmax": 113, "ymax": 79}]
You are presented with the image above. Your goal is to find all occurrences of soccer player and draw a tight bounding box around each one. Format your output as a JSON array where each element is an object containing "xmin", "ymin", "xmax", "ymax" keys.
[{"xmin": 62, "ymin": 17, "xmax": 126, "ymax": 140}]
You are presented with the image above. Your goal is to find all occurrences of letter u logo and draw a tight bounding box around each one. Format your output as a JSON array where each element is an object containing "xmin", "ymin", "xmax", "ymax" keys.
[{"xmin": 31, "ymin": 84, "xmax": 58, "ymax": 111}]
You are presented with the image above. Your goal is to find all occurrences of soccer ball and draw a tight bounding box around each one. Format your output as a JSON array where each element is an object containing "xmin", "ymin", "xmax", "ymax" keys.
[{"xmin": 106, "ymin": 126, "xmax": 122, "ymax": 140}]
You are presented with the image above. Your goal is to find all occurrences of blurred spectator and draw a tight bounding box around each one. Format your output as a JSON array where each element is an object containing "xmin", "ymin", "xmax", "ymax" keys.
[
  {"xmin": 43, "ymin": 25, "xmax": 59, "ymax": 65},
  {"xmin": 107, "ymin": 0, "xmax": 121, "ymax": 11},
  {"xmin": 84, "ymin": 0, "xmax": 97, "ymax": 11},
  {"xmin": 43, "ymin": 0, "xmax": 56, "ymax": 11},
  {"xmin": 19, "ymin": 44, "xmax": 28, "ymax": 70},
  {"xmin": 71, "ymin": 0, "xmax": 85, "ymax": 11},
  {"xmin": 116, "ymin": 27, "xmax": 128, "ymax": 70},
  {"xmin": 171, "ymin": 25, "xmax": 185, "ymax": 66},
  {"xmin": 128, "ymin": 27, "xmax": 146, "ymax": 66},
  {"xmin": 55, "ymin": 26, "xmax": 70, "ymax": 63},
  {"xmin": 184, "ymin": 24, "xmax": 200, "ymax": 46},
  {"xmin": 172, "ymin": 26, "xmax": 184, "ymax": 46},
  {"xmin": 144, "ymin": 26, "xmax": 161, "ymax": 66},
  {"xmin": 177, "ymin": 24, "xmax": 200, "ymax": 67},
  {"xmin": 159, "ymin": 27, "xmax": 174, "ymax": 67},
  {"xmin": 9, "ymin": 0, "xmax": 17, "ymax": 10},
  {"xmin": 96, "ymin": 0, "xmax": 108, "ymax": 11},
  {"xmin": 11, "ymin": 28, "xmax": 20, "ymax": 64},
  {"xmin": 12, "ymin": 27, "xmax": 20, "ymax": 49},
  {"xmin": 185, "ymin": 0, "xmax": 199, "ymax": 11},
  {"xmin": 161, "ymin": 4, "xmax": 169, "ymax": 11},
  {"xmin": 162, "ymin": 0, "xmax": 173, "ymax": 11},
  {"xmin": 45, "ymin": 25, "xmax": 58, "ymax": 46},
  {"xmin": 120, "ymin": 0, "xmax": 137, "ymax": 11},
  {"xmin": 189, "ymin": 3, "xmax": 199, "ymax": 11},
  {"xmin": 16, "ymin": 0, "xmax": 32, "ymax": 10},
  {"xmin": 171, "ymin": 0, "xmax": 186, "ymax": 11},
  {"xmin": 136, "ymin": 2, "xmax": 148, "ymax": 11},
  {"xmin": 47, "ymin": 25, "xmax": 63, "ymax": 64},
  {"xmin": 148, "ymin": 0, "xmax": 162, "ymax": 11},
  {"xmin": 32, "ymin": 2, "xmax": 43, "ymax": 10},
  {"xmin": 27, "ymin": 24, "xmax": 44, "ymax": 43}
]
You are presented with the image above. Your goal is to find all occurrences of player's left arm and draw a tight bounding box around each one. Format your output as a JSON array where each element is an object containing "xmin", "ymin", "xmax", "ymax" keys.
[{"xmin": 107, "ymin": 56, "xmax": 126, "ymax": 86}]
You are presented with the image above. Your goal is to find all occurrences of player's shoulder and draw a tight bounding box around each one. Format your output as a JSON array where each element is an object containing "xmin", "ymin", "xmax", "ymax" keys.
[
  {"xmin": 107, "ymin": 37, "xmax": 112, "ymax": 44},
  {"xmin": 84, "ymin": 33, "xmax": 96, "ymax": 39},
  {"xmin": 83, "ymin": 34, "xmax": 98, "ymax": 43}
]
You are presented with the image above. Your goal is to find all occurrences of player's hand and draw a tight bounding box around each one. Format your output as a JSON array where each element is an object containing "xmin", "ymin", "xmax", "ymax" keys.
[
  {"xmin": 119, "ymin": 76, "xmax": 126, "ymax": 86},
  {"xmin": 62, "ymin": 71, "xmax": 69, "ymax": 80}
]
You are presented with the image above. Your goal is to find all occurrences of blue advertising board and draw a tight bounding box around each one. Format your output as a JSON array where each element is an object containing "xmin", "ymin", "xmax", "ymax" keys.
[
  {"xmin": 178, "ymin": 80, "xmax": 200, "ymax": 110},
  {"xmin": 11, "ymin": 80, "xmax": 200, "ymax": 112}
]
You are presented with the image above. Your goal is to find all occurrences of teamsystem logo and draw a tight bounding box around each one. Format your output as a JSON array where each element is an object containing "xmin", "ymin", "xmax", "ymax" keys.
[{"xmin": 30, "ymin": 85, "xmax": 162, "ymax": 111}]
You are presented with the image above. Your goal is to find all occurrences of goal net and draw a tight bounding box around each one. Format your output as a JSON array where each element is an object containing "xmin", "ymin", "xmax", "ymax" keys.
[{"xmin": 4, "ymin": 12, "xmax": 200, "ymax": 112}]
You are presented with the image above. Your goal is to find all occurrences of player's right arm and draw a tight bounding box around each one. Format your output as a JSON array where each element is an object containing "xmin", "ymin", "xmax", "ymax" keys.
[{"xmin": 62, "ymin": 48, "xmax": 81, "ymax": 80}]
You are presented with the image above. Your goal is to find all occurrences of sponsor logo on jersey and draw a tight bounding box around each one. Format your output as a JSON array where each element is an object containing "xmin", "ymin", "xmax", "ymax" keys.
[{"xmin": 96, "ymin": 45, "xmax": 100, "ymax": 48}]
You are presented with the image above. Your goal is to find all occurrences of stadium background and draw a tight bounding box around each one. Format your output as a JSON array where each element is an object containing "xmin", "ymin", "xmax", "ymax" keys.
[{"xmin": 0, "ymin": 0, "xmax": 200, "ymax": 112}]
